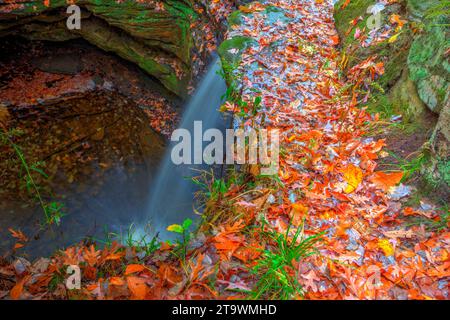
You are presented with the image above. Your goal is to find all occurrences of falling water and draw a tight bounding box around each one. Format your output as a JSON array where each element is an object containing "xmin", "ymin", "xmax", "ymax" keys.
[{"xmin": 142, "ymin": 57, "xmax": 227, "ymax": 238}]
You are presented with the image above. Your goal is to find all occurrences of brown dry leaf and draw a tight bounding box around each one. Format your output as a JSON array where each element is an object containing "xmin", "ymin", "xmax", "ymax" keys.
[
  {"xmin": 0, "ymin": 104, "xmax": 10, "ymax": 124},
  {"xmin": 248, "ymin": 164, "xmax": 260, "ymax": 177},
  {"xmin": 8, "ymin": 228, "xmax": 28, "ymax": 243},
  {"xmin": 383, "ymin": 229, "xmax": 415, "ymax": 239},
  {"xmin": 252, "ymin": 191, "xmax": 271, "ymax": 210}
]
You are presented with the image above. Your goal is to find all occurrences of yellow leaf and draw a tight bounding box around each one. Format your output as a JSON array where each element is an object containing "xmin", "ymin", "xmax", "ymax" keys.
[
  {"xmin": 378, "ymin": 239, "xmax": 394, "ymax": 256},
  {"xmin": 342, "ymin": 164, "xmax": 363, "ymax": 194},
  {"xmin": 388, "ymin": 33, "xmax": 401, "ymax": 43},
  {"xmin": 166, "ymin": 224, "xmax": 184, "ymax": 233}
]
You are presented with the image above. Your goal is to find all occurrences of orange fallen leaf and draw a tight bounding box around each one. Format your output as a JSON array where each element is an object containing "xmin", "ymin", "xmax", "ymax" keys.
[
  {"xmin": 403, "ymin": 207, "xmax": 416, "ymax": 216},
  {"xmin": 370, "ymin": 171, "xmax": 403, "ymax": 191},
  {"xmin": 125, "ymin": 264, "xmax": 146, "ymax": 276},
  {"xmin": 109, "ymin": 277, "xmax": 125, "ymax": 286},
  {"xmin": 290, "ymin": 203, "xmax": 309, "ymax": 226},
  {"xmin": 83, "ymin": 245, "xmax": 101, "ymax": 267},
  {"xmin": 10, "ymin": 276, "xmax": 30, "ymax": 300},
  {"xmin": 331, "ymin": 35, "xmax": 340, "ymax": 45},
  {"xmin": 341, "ymin": 0, "xmax": 351, "ymax": 9},
  {"xmin": 14, "ymin": 243, "xmax": 25, "ymax": 250},
  {"xmin": 390, "ymin": 14, "xmax": 407, "ymax": 28},
  {"xmin": 8, "ymin": 228, "xmax": 28, "ymax": 242},
  {"xmin": 127, "ymin": 276, "xmax": 148, "ymax": 300},
  {"xmin": 105, "ymin": 252, "xmax": 125, "ymax": 261}
]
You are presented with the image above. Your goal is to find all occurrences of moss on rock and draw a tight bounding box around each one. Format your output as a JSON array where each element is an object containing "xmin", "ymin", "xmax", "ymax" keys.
[
  {"xmin": 218, "ymin": 36, "xmax": 257, "ymax": 84},
  {"xmin": 334, "ymin": 0, "xmax": 449, "ymax": 116},
  {"xmin": 407, "ymin": 13, "xmax": 449, "ymax": 114}
]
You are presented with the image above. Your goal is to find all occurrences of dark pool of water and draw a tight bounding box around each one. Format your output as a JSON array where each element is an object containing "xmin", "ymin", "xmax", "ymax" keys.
[{"xmin": 0, "ymin": 92, "xmax": 165, "ymax": 258}]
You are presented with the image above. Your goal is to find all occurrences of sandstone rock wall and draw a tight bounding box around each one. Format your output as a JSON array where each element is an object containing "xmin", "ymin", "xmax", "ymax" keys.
[{"xmin": 0, "ymin": 0, "xmax": 199, "ymax": 98}]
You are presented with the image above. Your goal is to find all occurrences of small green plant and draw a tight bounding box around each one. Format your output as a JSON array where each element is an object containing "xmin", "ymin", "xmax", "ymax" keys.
[
  {"xmin": 383, "ymin": 150, "xmax": 430, "ymax": 182},
  {"xmin": 167, "ymin": 218, "xmax": 193, "ymax": 266},
  {"xmin": 97, "ymin": 223, "xmax": 161, "ymax": 256},
  {"xmin": 251, "ymin": 220, "xmax": 324, "ymax": 300},
  {"xmin": 190, "ymin": 170, "xmax": 230, "ymax": 202},
  {"xmin": 251, "ymin": 96, "xmax": 262, "ymax": 116},
  {"xmin": 218, "ymin": 64, "xmax": 261, "ymax": 119},
  {"xmin": 43, "ymin": 201, "xmax": 66, "ymax": 226},
  {"xmin": 0, "ymin": 128, "xmax": 65, "ymax": 226},
  {"xmin": 124, "ymin": 223, "xmax": 160, "ymax": 255},
  {"xmin": 48, "ymin": 270, "xmax": 66, "ymax": 291}
]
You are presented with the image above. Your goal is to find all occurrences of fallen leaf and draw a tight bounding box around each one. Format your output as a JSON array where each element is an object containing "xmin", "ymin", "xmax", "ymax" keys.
[
  {"xmin": 10, "ymin": 275, "xmax": 30, "ymax": 300},
  {"xmin": 109, "ymin": 277, "xmax": 125, "ymax": 286},
  {"xmin": 127, "ymin": 276, "xmax": 148, "ymax": 300},
  {"xmin": 125, "ymin": 264, "xmax": 146, "ymax": 276},
  {"xmin": 342, "ymin": 164, "xmax": 363, "ymax": 193},
  {"xmin": 167, "ymin": 224, "xmax": 184, "ymax": 234},
  {"xmin": 378, "ymin": 239, "xmax": 394, "ymax": 256},
  {"xmin": 290, "ymin": 203, "xmax": 309, "ymax": 226},
  {"xmin": 371, "ymin": 171, "xmax": 403, "ymax": 191}
]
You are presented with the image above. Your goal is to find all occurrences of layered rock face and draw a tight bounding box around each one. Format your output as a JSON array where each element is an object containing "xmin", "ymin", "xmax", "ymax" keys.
[{"xmin": 0, "ymin": 0, "xmax": 199, "ymax": 98}]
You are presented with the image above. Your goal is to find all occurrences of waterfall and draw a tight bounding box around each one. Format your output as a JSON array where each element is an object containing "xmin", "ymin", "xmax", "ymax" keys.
[{"xmin": 141, "ymin": 57, "xmax": 227, "ymax": 239}]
